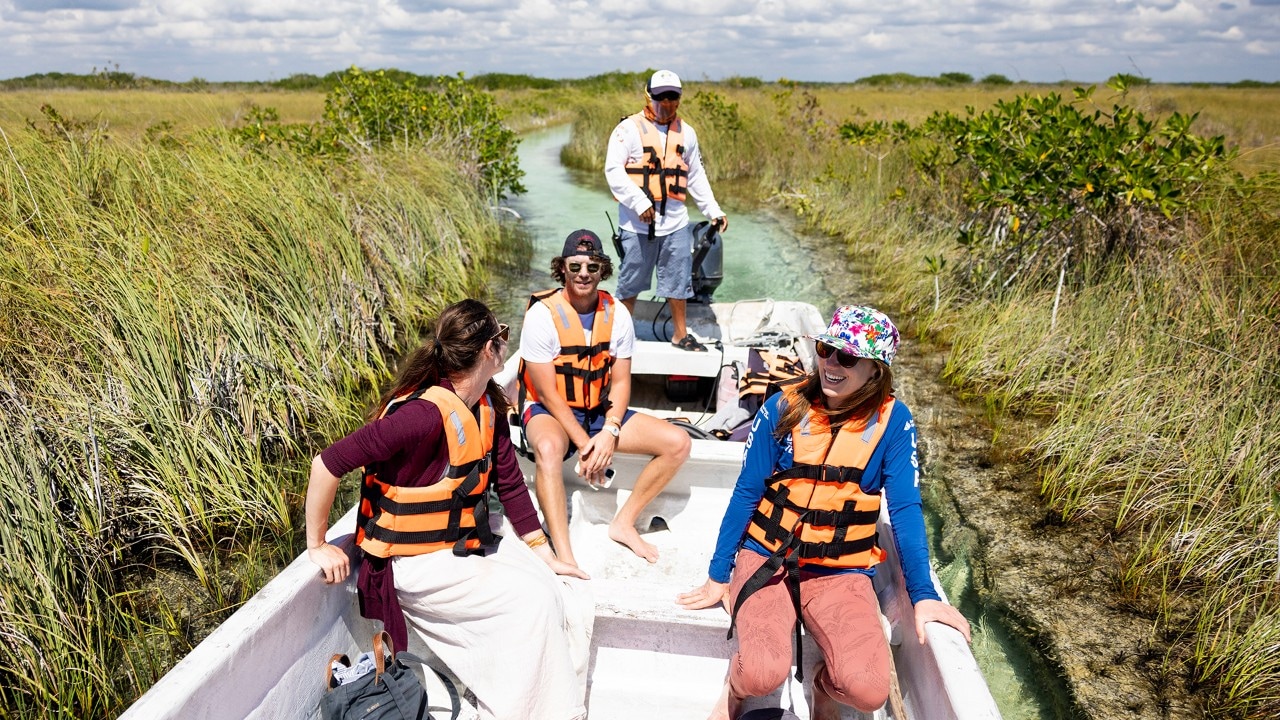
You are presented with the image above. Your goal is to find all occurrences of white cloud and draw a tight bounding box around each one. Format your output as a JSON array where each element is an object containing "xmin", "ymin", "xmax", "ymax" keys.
[
  {"xmin": 1122, "ymin": 27, "xmax": 1168, "ymax": 42},
  {"xmin": 0, "ymin": 0, "xmax": 1275, "ymax": 82},
  {"xmin": 1205, "ymin": 25, "xmax": 1246, "ymax": 39},
  {"xmin": 862, "ymin": 31, "xmax": 892, "ymax": 49}
]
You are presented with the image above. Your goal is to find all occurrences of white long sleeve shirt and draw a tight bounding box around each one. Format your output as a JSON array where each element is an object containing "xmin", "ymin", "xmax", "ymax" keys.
[{"xmin": 604, "ymin": 115, "xmax": 724, "ymax": 236}]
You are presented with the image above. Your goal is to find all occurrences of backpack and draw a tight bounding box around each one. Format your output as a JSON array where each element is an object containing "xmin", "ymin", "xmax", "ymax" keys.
[{"xmin": 319, "ymin": 630, "xmax": 459, "ymax": 720}]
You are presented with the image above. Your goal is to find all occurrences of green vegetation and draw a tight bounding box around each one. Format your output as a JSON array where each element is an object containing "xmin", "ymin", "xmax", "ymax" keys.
[
  {"xmin": 0, "ymin": 73, "xmax": 522, "ymax": 718},
  {"xmin": 554, "ymin": 76, "xmax": 1277, "ymax": 719},
  {"xmin": 841, "ymin": 79, "xmax": 1233, "ymax": 292},
  {"xmin": 234, "ymin": 67, "xmax": 524, "ymax": 197},
  {"xmin": 2, "ymin": 67, "xmax": 1278, "ymax": 718}
]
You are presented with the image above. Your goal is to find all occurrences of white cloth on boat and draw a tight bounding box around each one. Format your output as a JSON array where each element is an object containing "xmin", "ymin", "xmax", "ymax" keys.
[
  {"xmin": 393, "ymin": 519, "xmax": 593, "ymax": 720},
  {"xmin": 330, "ymin": 651, "xmax": 378, "ymax": 686}
]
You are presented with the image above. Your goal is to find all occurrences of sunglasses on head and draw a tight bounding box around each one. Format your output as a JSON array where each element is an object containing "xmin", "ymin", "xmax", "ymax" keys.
[
  {"xmin": 567, "ymin": 262, "xmax": 601, "ymax": 274},
  {"xmin": 814, "ymin": 341, "xmax": 862, "ymax": 369},
  {"xmin": 652, "ymin": 91, "xmax": 681, "ymax": 102},
  {"xmin": 490, "ymin": 323, "xmax": 509, "ymax": 344}
]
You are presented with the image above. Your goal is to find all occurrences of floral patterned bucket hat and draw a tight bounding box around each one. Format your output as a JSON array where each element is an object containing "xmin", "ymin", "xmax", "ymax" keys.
[{"xmin": 813, "ymin": 305, "xmax": 900, "ymax": 366}]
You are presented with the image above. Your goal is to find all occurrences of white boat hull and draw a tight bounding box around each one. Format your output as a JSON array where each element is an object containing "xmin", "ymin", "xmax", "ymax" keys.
[{"xmin": 122, "ymin": 299, "xmax": 1000, "ymax": 720}]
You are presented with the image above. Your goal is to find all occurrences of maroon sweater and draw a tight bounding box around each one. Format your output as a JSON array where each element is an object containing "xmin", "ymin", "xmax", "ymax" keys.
[{"xmin": 320, "ymin": 381, "xmax": 540, "ymax": 650}]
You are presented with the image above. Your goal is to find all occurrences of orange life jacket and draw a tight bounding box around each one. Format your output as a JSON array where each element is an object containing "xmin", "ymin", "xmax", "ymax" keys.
[
  {"xmin": 737, "ymin": 350, "xmax": 807, "ymax": 404},
  {"xmin": 616, "ymin": 113, "xmax": 689, "ymax": 215},
  {"xmin": 745, "ymin": 393, "xmax": 893, "ymax": 570},
  {"xmin": 356, "ymin": 385, "xmax": 498, "ymax": 558},
  {"xmin": 729, "ymin": 385, "xmax": 896, "ymax": 682},
  {"xmin": 519, "ymin": 288, "xmax": 615, "ymax": 411}
]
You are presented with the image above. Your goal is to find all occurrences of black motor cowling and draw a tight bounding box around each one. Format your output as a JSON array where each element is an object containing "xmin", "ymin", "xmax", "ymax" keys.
[{"xmin": 690, "ymin": 220, "xmax": 723, "ymax": 304}]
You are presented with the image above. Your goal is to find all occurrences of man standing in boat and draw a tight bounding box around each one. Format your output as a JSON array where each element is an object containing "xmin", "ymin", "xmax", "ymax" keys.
[
  {"xmin": 605, "ymin": 69, "xmax": 728, "ymax": 352},
  {"xmin": 519, "ymin": 229, "xmax": 692, "ymax": 566}
]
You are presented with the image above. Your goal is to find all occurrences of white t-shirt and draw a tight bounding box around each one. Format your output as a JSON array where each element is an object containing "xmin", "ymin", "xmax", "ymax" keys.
[{"xmin": 519, "ymin": 295, "xmax": 636, "ymax": 364}]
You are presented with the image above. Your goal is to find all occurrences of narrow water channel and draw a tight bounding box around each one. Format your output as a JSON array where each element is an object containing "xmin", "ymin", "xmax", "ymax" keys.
[{"xmin": 501, "ymin": 125, "xmax": 1056, "ymax": 720}]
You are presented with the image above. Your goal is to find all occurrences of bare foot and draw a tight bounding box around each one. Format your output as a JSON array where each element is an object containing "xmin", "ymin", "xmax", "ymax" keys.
[
  {"xmin": 707, "ymin": 676, "xmax": 741, "ymax": 720},
  {"xmin": 608, "ymin": 520, "xmax": 659, "ymax": 563},
  {"xmin": 811, "ymin": 666, "xmax": 842, "ymax": 720}
]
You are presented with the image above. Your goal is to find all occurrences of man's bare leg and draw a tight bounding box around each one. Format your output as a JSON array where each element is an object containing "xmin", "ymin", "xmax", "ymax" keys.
[
  {"xmin": 525, "ymin": 414, "xmax": 578, "ymax": 566},
  {"xmin": 609, "ymin": 412, "xmax": 691, "ymax": 562},
  {"xmin": 670, "ymin": 297, "xmax": 688, "ymax": 342},
  {"xmin": 621, "ymin": 296, "xmax": 637, "ymax": 313}
]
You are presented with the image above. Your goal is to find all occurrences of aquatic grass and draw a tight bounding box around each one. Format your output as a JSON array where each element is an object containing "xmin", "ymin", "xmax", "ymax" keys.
[
  {"xmin": 0, "ymin": 90, "xmax": 325, "ymax": 138},
  {"xmin": 0, "ymin": 101, "xmax": 510, "ymax": 716}
]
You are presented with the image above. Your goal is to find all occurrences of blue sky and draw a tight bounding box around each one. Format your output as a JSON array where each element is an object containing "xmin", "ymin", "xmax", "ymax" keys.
[{"xmin": 1, "ymin": 0, "xmax": 1277, "ymax": 83}]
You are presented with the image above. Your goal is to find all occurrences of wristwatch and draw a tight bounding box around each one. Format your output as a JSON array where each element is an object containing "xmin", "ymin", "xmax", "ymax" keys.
[{"xmin": 602, "ymin": 423, "xmax": 621, "ymax": 438}]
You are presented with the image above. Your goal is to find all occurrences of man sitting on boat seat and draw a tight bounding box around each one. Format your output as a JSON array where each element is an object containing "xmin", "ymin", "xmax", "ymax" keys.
[{"xmin": 518, "ymin": 229, "xmax": 692, "ymax": 566}]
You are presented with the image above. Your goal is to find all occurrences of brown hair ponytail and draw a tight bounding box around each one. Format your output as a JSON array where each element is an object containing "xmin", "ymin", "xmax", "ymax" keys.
[{"xmin": 368, "ymin": 299, "xmax": 510, "ymax": 420}]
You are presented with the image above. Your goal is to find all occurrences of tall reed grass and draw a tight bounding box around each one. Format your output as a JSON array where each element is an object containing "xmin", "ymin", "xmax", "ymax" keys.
[
  {"xmin": 0, "ymin": 107, "xmax": 505, "ymax": 717},
  {"xmin": 557, "ymin": 81, "xmax": 1279, "ymax": 718}
]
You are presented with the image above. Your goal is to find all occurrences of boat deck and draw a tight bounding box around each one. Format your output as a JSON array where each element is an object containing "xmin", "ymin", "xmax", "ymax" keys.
[{"xmin": 569, "ymin": 485, "xmax": 885, "ymax": 720}]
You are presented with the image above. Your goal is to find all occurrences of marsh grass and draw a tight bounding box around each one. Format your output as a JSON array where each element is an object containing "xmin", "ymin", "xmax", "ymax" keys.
[
  {"xmin": 0, "ymin": 90, "xmax": 324, "ymax": 138},
  {"xmin": 0, "ymin": 101, "xmax": 506, "ymax": 716},
  {"xmin": 555, "ymin": 81, "xmax": 1279, "ymax": 718}
]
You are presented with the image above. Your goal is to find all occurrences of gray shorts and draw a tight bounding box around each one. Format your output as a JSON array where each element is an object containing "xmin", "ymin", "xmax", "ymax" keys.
[{"xmin": 614, "ymin": 224, "xmax": 694, "ymax": 300}]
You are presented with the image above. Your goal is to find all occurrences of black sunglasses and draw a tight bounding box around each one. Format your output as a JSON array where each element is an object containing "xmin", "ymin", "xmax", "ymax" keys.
[
  {"xmin": 814, "ymin": 341, "xmax": 861, "ymax": 369},
  {"xmin": 651, "ymin": 91, "xmax": 681, "ymax": 102},
  {"xmin": 567, "ymin": 262, "xmax": 602, "ymax": 274},
  {"xmin": 490, "ymin": 323, "xmax": 509, "ymax": 344}
]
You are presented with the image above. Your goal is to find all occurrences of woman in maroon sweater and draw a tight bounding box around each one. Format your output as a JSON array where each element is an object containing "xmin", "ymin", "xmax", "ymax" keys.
[{"xmin": 304, "ymin": 299, "xmax": 591, "ymax": 720}]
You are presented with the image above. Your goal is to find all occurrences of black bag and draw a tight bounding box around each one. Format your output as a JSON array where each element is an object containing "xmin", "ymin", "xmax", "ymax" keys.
[{"xmin": 320, "ymin": 630, "xmax": 459, "ymax": 720}]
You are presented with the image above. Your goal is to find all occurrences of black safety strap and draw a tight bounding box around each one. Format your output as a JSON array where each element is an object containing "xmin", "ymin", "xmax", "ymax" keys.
[
  {"xmin": 558, "ymin": 340, "xmax": 612, "ymax": 360},
  {"xmin": 728, "ymin": 538, "xmax": 809, "ymax": 683},
  {"xmin": 554, "ymin": 364, "xmax": 612, "ymax": 405},
  {"xmin": 768, "ymin": 463, "xmax": 867, "ymax": 485}
]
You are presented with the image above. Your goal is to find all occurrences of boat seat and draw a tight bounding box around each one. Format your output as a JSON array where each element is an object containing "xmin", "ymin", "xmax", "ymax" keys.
[{"xmin": 629, "ymin": 340, "xmax": 750, "ymax": 378}]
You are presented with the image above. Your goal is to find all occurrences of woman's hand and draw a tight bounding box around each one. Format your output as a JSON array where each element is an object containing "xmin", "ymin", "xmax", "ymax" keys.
[
  {"xmin": 308, "ymin": 542, "xmax": 350, "ymax": 584},
  {"xmin": 544, "ymin": 555, "xmax": 591, "ymax": 580},
  {"xmin": 525, "ymin": 533, "xmax": 591, "ymax": 580},
  {"xmin": 677, "ymin": 578, "xmax": 729, "ymax": 612},
  {"xmin": 912, "ymin": 598, "xmax": 972, "ymax": 644}
]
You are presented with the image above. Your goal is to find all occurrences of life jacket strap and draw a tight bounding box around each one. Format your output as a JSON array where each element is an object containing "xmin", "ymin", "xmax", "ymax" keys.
[
  {"xmin": 752, "ymin": 483, "xmax": 796, "ymax": 545},
  {"xmin": 768, "ymin": 463, "xmax": 866, "ymax": 485},
  {"xmin": 799, "ymin": 506, "xmax": 880, "ymax": 528},
  {"xmin": 558, "ymin": 341, "xmax": 612, "ymax": 360},
  {"xmin": 795, "ymin": 534, "xmax": 879, "ymax": 561},
  {"xmin": 728, "ymin": 542, "xmax": 808, "ymax": 683},
  {"xmin": 443, "ymin": 454, "xmax": 490, "ymax": 480},
  {"xmin": 554, "ymin": 364, "xmax": 612, "ymax": 404},
  {"xmin": 375, "ymin": 493, "xmax": 481, "ymax": 516}
]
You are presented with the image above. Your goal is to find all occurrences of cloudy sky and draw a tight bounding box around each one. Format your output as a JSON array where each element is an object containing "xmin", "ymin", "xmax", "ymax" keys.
[{"xmin": 1, "ymin": 0, "xmax": 1277, "ymax": 84}]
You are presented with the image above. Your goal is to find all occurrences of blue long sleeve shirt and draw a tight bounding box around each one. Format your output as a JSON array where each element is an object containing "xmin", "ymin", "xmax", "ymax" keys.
[{"xmin": 708, "ymin": 392, "xmax": 942, "ymax": 605}]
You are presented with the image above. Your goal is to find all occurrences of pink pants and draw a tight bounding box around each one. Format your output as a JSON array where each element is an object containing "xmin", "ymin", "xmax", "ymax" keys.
[{"xmin": 727, "ymin": 549, "xmax": 891, "ymax": 712}]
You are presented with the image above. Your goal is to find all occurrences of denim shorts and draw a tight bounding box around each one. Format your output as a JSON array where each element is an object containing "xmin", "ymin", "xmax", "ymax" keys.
[{"xmin": 615, "ymin": 224, "xmax": 694, "ymax": 300}]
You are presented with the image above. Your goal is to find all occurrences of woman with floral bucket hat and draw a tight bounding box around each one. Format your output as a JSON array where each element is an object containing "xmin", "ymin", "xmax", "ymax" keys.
[{"xmin": 678, "ymin": 305, "xmax": 971, "ymax": 719}]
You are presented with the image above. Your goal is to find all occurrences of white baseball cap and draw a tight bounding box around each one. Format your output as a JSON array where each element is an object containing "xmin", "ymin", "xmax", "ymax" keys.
[{"xmin": 648, "ymin": 70, "xmax": 682, "ymax": 96}]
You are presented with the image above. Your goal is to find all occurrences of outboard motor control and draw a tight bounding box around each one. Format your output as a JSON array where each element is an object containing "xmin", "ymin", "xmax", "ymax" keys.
[{"xmin": 690, "ymin": 220, "xmax": 724, "ymax": 303}]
